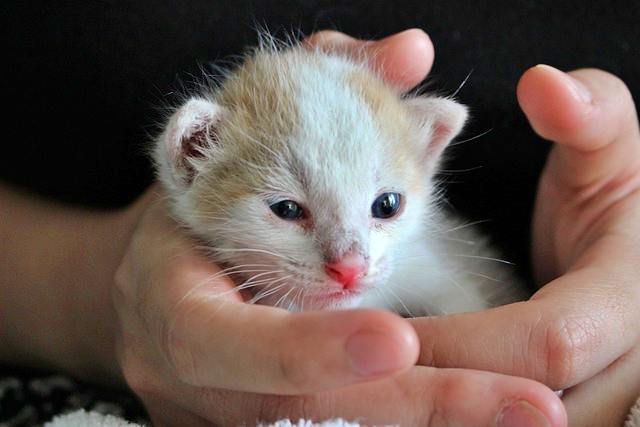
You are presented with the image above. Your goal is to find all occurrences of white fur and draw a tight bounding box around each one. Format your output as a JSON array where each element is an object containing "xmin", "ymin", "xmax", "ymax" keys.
[{"xmin": 154, "ymin": 44, "xmax": 524, "ymax": 314}]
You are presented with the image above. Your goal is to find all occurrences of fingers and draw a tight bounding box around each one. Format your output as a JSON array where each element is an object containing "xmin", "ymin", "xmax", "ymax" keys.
[
  {"xmin": 162, "ymin": 288, "xmax": 419, "ymax": 394},
  {"xmin": 181, "ymin": 367, "xmax": 566, "ymax": 426},
  {"xmin": 562, "ymin": 345, "xmax": 640, "ymax": 426},
  {"xmin": 149, "ymin": 245, "xmax": 418, "ymax": 394},
  {"xmin": 115, "ymin": 197, "xmax": 419, "ymax": 395},
  {"xmin": 305, "ymin": 29, "xmax": 434, "ymax": 91},
  {"xmin": 411, "ymin": 254, "xmax": 640, "ymax": 390},
  {"xmin": 418, "ymin": 65, "xmax": 640, "ymax": 392},
  {"xmin": 517, "ymin": 65, "xmax": 640, "ymax": 190}
]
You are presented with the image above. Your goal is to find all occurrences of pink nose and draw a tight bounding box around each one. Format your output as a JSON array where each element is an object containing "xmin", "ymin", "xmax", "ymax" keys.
[{"xmin": 324, "ymin": 253, "xmax": 367, "ymax": 289}]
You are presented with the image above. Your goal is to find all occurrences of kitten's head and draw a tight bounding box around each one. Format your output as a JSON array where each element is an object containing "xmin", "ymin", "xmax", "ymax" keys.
[{"xmin": 154, "ymin": 46, "xmax": 467, "ymax": 311}]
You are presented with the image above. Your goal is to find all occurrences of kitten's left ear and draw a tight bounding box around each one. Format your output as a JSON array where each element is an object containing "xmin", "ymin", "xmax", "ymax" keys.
[{"xmin": 405, "ymin": 96, "xmax": 468, "ymax": 166}]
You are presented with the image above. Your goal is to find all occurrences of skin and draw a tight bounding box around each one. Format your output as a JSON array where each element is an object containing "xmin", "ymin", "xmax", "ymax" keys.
[{"xmin": 0, "ymin": 28, "xmax": 637, "ymax": 426}]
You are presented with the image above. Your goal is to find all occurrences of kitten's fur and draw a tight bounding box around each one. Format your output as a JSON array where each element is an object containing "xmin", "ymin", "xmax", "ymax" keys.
[{"xmin": 154, "ymin": 39, "xmax": 523, "ymax": 315}]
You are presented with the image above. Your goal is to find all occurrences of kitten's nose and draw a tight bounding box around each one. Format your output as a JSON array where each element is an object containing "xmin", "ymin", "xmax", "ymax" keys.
[{"xmin": 325, "ymin": 253, "xmax": 367, "ymax": 289}]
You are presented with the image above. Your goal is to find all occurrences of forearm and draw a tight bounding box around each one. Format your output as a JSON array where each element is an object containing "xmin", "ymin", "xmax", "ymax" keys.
[{"xmin": 0, "ymin": 182, "xmax": 150, "ymax": 384}]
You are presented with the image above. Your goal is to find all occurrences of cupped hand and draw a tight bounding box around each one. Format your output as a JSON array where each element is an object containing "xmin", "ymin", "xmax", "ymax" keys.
[
  {"xmin": 111, "ymin": 30, "xmax": 566, "ymax": 426},
  {"xmin": 410, "ymin": 65, "xmax": 640, "ymax": 425},
  {"xmin": 114, "ymin": 186, "xmax": 564, "ymax": 426}
]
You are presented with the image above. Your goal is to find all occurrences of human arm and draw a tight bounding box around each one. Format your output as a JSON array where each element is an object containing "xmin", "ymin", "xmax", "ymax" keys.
[{"xmin": 0, "ymin": 182, "xmax": 144, "ymax": 383}]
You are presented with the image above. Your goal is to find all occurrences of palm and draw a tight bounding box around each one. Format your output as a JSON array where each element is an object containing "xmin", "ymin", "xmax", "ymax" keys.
[{"xmin": 532, "ymin": 147, "xmax": 640, "ymax": 284}]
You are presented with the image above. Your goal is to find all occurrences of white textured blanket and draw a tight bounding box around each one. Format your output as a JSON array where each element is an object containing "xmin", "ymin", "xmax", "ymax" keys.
[
  {"xmin": 44, "ymin": 396, "xmax": 640, "ymax": 427},
  {"xmin": 44, "ymin": 411, "xmax": 363, "ymax": 427}
]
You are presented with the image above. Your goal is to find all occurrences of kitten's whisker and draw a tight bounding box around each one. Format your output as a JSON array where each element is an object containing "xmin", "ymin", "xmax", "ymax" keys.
[
  {"xmin": 437, "ymin": 219, "xmax": 491, "ymax": 234},
  {"xmin": 240, "ymin": 270, "xmax": 285, "ymax": 287},
  {"xmin": 385, "ymin": 287, "xmax": 414, "ymax": 317},
  {"xmin": 449, "ymin": 127, "xmax": 494, "ymax": 147},
  {"xmin": 446, "ymin": 254, "xmax": 514, "ymax": 265},
  {"xmin": 234, "ymin": 276, "xmax": 283, "ymax": 291},
  {"xmin": 249, "ymin": 285, "xmax": 287, "ymax": 304},
  {"xmin": 451, "ymin": 68, "xmax": 474, "ymax": 98},
  {"xmin": 248, "ymin": 279, "xmax": 291, "ymax": 304},
  {"xmin": 437, "ymin": 166, "xmax": 484, "ymax": 174},
  {"xmin": 373, "ymin": 287, "xmax": 400, "ymax": 314},
  {"xmin": 298, "ymin": 288, "xmax": 307, "ymax": 312},
  {"xmin": 205, "ymin": 269, "xmax": 284, "ymax": 299},
  {"xmin": 171, "ymin": 267, "xmax": 277, "ymax": 310},
  {"xmin": 274, "ymin": 287, "xmax": 295, "ymax": 309},
  {"xmin": 205, "ymin": 265, "xmax": 275, "ymax": 278},
  {"xmin": 209, "ymin": 246, "xmax": 298, "ymax": 263},
  {"xmin": 438, "ymin": 237, "xmax": 477, "ymax": 245},
  {"xmin": 215, "ymin": 265, "xmax": 278, "ymax": 283},
  {"xmin": 430, "ymin": 270, "xmax": 488, "ymax": 306},
  {"xmin": 461, "ymin": 270, "xmax": 503, "ymax": 283},
  {"xmin": 248, "ymin": 282, "xmax": 285, "ymax": 302},
  {"xmin": 286, "ymin": 288, "xmax": 298, "ymax": 311},
  {"xmin": 394, "ymin": 253, "xmax": 514, "ymax": 266}
]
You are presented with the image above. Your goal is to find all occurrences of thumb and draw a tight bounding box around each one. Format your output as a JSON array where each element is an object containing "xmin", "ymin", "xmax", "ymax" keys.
[
  {"xmin": 517, "ymin": 65, "xmax": 640, "ymax": 189},
  {"xmin": 305, "ymin": 29, "xmax": 434, "ymax": 91}
]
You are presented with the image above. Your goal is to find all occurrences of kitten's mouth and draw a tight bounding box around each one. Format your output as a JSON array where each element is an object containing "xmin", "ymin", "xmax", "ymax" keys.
[{"xmin": 308, "ymin": 286, "xmax": 363, "ymax": 302}]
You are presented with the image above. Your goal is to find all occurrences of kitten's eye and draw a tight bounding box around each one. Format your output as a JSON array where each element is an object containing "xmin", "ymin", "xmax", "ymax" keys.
[
  {"xmin": 371, "ymin": 192, "xmax": 402, "ymax": 219},
  {"xmin": 270, "ymin": 200, "xmax": 305, "ymax": 220}
]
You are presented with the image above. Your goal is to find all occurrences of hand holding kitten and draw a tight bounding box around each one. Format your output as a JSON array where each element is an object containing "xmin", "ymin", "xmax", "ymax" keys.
[
  {"xmin": 112, "ymin": 30, "xmax": 566, "ymax": 426},
  {"xmin": 409, "ymin": 59, "xmax": 640, "ymax": 426}
]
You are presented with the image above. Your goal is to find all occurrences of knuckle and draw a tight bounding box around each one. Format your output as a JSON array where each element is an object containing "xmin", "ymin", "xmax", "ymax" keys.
[
  {"xmin": 276, "ymin": 337, "xmax": 311, "ymax": 393},
  {"xmin": 271, "ymin": 316, "xmax": 321, "ymax": 393},
  {"xmin": 415, "ymin": 319, "xmax": 438, "ymax": 366},
  {"xmin": 541, "ymin": 315, "xmax": 597, "ymax": 387},
  {"xmin": 428, "ymin": 374, "xmax": 468, "ymax": 427}
]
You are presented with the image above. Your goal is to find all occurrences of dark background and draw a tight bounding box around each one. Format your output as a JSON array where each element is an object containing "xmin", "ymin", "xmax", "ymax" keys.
[
  {"xmin": 1, "ymin": 2, "xmax": 639, "ymax": 424},
  {"xmin": 2, "ymin": 0, "xmax": 639, "ymax": 274}
]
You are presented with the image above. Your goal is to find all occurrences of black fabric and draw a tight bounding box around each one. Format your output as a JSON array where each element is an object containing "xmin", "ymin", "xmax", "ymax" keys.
[
  {"xmin": 2, "ymin": 0, "xmax": 638, "ymax": 266},
  {"xmin": 1, "ymin": 1, "xmax": 639, "ymax": 425},
  {"xmin": 0, "ymin": 367, "xmax": 148, "ymax": 426}
]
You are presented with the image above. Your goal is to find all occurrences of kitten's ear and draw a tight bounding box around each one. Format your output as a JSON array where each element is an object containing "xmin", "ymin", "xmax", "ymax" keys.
[
  {"xmin": 405, "ymin": 96, "xmax": 468, "ymax": 167},
  {"xmin": 155, "ymin": 98, "xmax": 224, "ymax": 190}
]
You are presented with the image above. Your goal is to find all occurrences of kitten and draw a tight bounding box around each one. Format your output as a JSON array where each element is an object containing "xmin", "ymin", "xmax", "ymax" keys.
[{"xmin": 153, "ymin": 39, "xmax": 523, "ymax": 315}]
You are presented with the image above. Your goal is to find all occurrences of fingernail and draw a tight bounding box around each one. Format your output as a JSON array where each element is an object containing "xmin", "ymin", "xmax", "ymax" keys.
[
  {"xmin": 497, "ymin": 400, "xmax": 551, "ymax": 427},
  {"xmin": 346, "ymin": 331, "xmax": 403, "ymax": 376},
  {"xmin": 566, "ymin": 75, "xmax": 592, "ymax": 104},
  {"xmin": 380, "ymin": 28, "xmax": 426, "ymax": 41},
  {"xmin": 535, "ymin": 64, "xmax": 592, "ymax": 104}
]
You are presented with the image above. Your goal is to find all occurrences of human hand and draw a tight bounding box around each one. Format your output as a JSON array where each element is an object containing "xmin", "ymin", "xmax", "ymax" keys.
[
  {"xmin": 114, "ymin": 186, "xmax": 564, "ymax": 426},
  {"xmin": 410, "ymin": 65, "xmax": 640, "ymax": 425},
  {"xmin": 111, "ymin": 30, "xmax": 566, "ymax": 426}
]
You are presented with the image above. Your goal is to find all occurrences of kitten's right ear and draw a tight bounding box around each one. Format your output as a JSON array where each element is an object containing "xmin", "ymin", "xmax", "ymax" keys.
[{"xmin": 155, "ymin": 98, "xmax": 224, "ymax": 191}]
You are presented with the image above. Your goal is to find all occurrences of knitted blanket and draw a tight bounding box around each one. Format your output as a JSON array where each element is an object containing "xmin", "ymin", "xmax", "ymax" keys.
[
  {"xmin": 2, "ymin": 369, "xmax": 638, "ymax": 426},
  {"xmin": 44, "ymin": 411, "xmax": 363, "ymax": 427},
  {"xmin": 44, "ymin": 397, "xmax": 640, "ymax": 427}
]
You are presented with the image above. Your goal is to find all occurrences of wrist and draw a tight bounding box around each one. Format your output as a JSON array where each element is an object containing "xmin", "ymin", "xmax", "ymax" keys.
[{"xmin": 61, "ymin": 187, "xmax": 159, "ymax": 384}]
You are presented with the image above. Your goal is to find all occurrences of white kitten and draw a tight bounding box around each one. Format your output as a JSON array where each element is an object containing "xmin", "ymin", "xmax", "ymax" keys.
[{"xmin": 153, "ymin": 40, "xmax": 524, "ymax": 315}]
